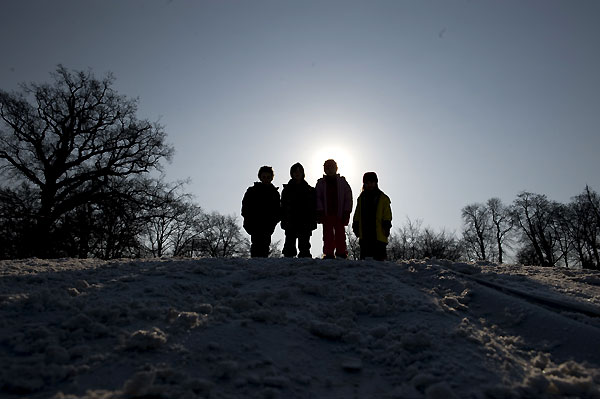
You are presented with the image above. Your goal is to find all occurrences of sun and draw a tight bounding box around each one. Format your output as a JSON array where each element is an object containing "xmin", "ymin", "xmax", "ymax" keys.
[{"xmin": 307, "ymin": 146, "xmax": 357, "ymax": 183}]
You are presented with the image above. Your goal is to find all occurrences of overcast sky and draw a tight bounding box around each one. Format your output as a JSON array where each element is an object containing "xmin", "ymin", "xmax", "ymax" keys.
[{"xmin": 2, "ymin": 0, "xmax": 599, "ymax": 255}]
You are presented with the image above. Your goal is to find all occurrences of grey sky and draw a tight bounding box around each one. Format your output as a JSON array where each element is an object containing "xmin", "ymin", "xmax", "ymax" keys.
[{"xmin": 2, "ymin": 0, "xmax": 599, "ymax": 255}]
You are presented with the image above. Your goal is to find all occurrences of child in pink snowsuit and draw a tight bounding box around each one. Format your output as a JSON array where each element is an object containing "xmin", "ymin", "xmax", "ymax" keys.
[{"xmin": 315, "ymin": 159, "xmax": 353, "ymax": 259}]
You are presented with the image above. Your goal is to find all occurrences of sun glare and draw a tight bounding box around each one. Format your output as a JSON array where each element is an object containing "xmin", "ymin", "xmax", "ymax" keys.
[{"xmin": 308, "ymin": 146, "xmax": 357, "ymax": 183}]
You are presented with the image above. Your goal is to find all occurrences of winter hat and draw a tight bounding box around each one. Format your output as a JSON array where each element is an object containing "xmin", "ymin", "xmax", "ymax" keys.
[
  {"xmin": 363, "ymin": 172, "xmax": 378, "ymax": 184},
  {"xmin": 290, "ymin": 162, "xmax": 305, "ymax": 178}
]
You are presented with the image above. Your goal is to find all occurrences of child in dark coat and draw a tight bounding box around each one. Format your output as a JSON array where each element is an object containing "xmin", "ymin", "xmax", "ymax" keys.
[
  {"xmin": 241, "ymin": 166, "xmax": 281, "ymax": 257},
  {"xmin": 352, "ymin": 172, "xmax": 392, "ymax": 261},
  {"xmin": 281, "ymin": 163, "xmax": 317, "ymax": 258}
]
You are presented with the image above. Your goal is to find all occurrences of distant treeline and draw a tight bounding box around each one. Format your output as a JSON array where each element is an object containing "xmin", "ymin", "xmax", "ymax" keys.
[
  {"xmin": 1, "ymin": 66, "xmax": 598, "ymax": 268},
  {"xmin": 458, "ymin": 188, "xmax": 600, "ymax": 269},
  {"xmin": 372, "ymin": 188, "xmax": 599, "ymax": 269}
]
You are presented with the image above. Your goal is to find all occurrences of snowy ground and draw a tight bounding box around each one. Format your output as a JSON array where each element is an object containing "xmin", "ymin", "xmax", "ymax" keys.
[{"xmin": 1, "ymin": 257, "xmax": 600, "ymax": 399}]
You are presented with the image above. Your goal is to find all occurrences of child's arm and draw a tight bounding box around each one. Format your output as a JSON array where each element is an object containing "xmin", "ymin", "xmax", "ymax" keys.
[
  {"xmin": 382, "ymin": 196, "xmax": 392, "ymax": 237},
  {"xmin": 342, "ymin": 179, "xmax": 353, "ymax": 225},
  {"xmin": 241, "ymin": 188, "xmax": 254, "ymax": 234},
  {"xmin": 315, "ymin": 179, "xmax": 325, "ymax": 223},
  {"xmin": 352, "ymin": 197, "xmax": 361, "ymax": 237},
  {"xmin": 342, "ymin": 178, "xmax": 353, "ymax": 213}
]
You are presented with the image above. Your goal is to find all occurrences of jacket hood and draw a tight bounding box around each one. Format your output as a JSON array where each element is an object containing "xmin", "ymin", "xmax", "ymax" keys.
[{"xmin": 289, "ymin": 162, "xmax": 305, "ymax": 178}]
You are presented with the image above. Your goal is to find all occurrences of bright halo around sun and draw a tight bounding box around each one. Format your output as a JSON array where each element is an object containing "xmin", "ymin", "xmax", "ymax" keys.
[{"xmin": 307, "ymin": 146, "xmax": 357, "ymax": 182}]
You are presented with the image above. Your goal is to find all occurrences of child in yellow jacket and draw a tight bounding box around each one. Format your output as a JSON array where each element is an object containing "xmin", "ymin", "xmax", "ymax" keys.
[{"xmin": 352, "ymin": 172, "xmax": 392, "ymax": 261}]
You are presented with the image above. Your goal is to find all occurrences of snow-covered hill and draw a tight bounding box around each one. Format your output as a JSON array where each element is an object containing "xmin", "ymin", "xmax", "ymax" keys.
[{"xmin": 1, "ymin": 258, "xmax": 600, "ymax": 399}]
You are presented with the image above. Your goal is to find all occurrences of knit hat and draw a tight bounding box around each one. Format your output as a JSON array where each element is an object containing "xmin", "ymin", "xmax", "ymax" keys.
[
  {"xmin": 290, "ymin": 162, "xmax": 305, "ymax": 178},
  {"xmin": 363, "ymin": 172, "xmax": 378, "ymax": 183}
]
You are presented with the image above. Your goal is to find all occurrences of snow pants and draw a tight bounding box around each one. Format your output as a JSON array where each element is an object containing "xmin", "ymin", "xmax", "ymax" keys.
[{"xmin": 322, "ymin": 215, "xmax": 347, "ymax": 258}]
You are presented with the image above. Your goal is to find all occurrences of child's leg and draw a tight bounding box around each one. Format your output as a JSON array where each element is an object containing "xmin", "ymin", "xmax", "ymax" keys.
[
  {"xmin": 359, "ymin": 239, "xmax": 375, "ymax": 259},
  {"xmin": 298, "ymin": 232, "xmax": 312, "ymax": 257},
  {"xmin": 282, "ymin": 231, "xmax": 298, "ymax": 257},
  {"xmin": 374, "ymin": 242, "xmax": 387, "ymax": 261},
  {"xmin": 322, "ymin": 216, "xmax": 336, "ymax": 257},
  {"xmin": 334, "ymin": 217, "xmax": 348, "ymax": 258},
  {"xmin": 251, "ymin": 233, "xmax": 271, "ymax": 257}
]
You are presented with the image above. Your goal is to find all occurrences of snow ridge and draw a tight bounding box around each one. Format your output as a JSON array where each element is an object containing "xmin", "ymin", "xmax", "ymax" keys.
[{"xmin": 1, "ymin": 257, "xmax": 600, "ymax": 398}]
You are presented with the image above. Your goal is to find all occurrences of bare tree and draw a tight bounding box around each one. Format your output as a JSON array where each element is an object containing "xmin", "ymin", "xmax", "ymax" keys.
[
  {"xmin": 583, "ymin": 186, "xmax": 600, "ymax": 267},
  {"xmin": 388, "ymin": 217, "xmax": 423, "ymax": 260},
  {"xmin": 345, "ymin": 226, "xmax": 360, "ymax": 260},
  {"xmin": 552, "ymin": 203, "xmax": 575, "ymax": 267},
  {"xmin": 196, "ymin": 212, "xmax": 247, "ymax": 258},
  {"xmin": 487, "ymin": 197, "xmax": 513, "ymax": 264},
  {"xmin": 386, "ymin": 218, "xmax": 462, "ymax": 261},
  {"xmin": 386, "ymin": 233, "xmax": 402, "ymax": 261},
  {"xmin": 511, "ymin": 192, "xmax": 560, "ymax": 267},
  {"xmin": 30, "ymin": 175, "xmax": 150, "ymax": 259},
  {"xmin": 0, "ymin": 184, "xmax": 37, "ymax": 259},
  {"xmin": 461, "ymin": 203, "xmax": 492, "ymax": 261},
  {"xmin": 0, "ymin": 66, "xmax": 173, "ymax": 257},
  {"xmin": 65, "ymin": 177, "xmax": 149, "ymax": 260},
  {"xmin": 585, "ymin": 185, "xmax": 600, "ymax": 224},
  {"xmin": 461, "ymin": 188, "xmax": 599, "ymax": 268},
  {"xmin": 92, "ymin": 177, "xmax": 156, "ymax": 259},
  {"xmin": 566, "ymin": 187, "xmax": 600, "ymax": 269},
  {"xmin": 171, "ymin": 202, "xmax": 205, "ymax": 257},
  {"xmin": 421, "ymin": 227, "xmax": 463, "ymax": 261},
  {"xmin": 140, "ymin": 180, "xmax": 195, "ymax": 257},
  {"xmin": 269, "ymin": 239, "xmax": 283, "ymax": 258}
]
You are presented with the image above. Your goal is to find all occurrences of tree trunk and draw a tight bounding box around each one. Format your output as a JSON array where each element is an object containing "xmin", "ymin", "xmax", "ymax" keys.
[
  {"xmin": 497, "ymin": 234, "xmax": 503, "ymax": 264},
  {"xmin": 34, "ymin": 186, "xmax": 57, "ymax": 258}
]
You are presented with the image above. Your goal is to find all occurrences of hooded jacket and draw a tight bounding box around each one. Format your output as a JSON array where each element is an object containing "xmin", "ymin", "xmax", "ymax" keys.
[
  {"xmin": 281, "ymin": 179, "xmax": 317, "ymax": 232},
  {"xmin": 353, "ymin": 189, "xmax": 392, "ymax": 243},
  {"xmin": 241, "ymin": 182, "xmax": 281, "ymax": 235}
]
